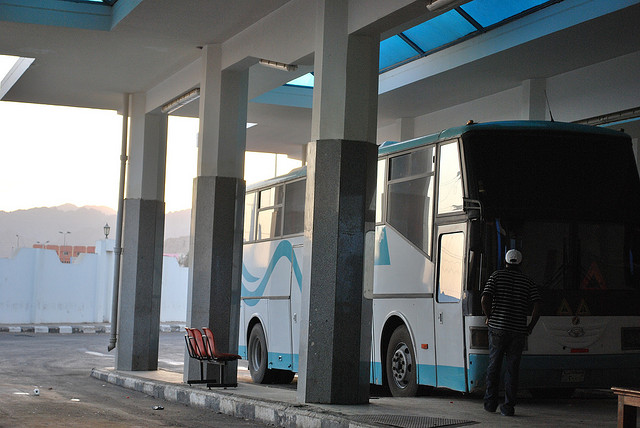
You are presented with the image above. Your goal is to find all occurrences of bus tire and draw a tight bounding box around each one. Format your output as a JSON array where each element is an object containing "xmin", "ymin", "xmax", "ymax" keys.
[
  {"xmin": 386, "ymin": 325, "xmax": 418, "ymax": 397},
  {"xmin": 248, "ymin": 323, "xmax": 273, "ymax": 384}
]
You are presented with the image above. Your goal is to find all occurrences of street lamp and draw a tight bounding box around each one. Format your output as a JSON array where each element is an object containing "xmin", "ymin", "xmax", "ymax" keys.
[
  {"xmin": 16, "ymin": 234, "xmax": 20, "ymax": 249},
  {"xmin": 59, "ymin": 231, "xmax": 71, "ymax": 246},
  {"xmin": 104, "ymin": 223, "xmax": 111, "ymax": 239}
]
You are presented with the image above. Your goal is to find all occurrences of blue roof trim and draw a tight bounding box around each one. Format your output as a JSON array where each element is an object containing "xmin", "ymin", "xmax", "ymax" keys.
[
  {"xmin": 378, "ymin": 121, "xmax": 629, "ymax": 156},
  {"xmin": 0, "ymin": 0, "xmax": 139, "ymax": 31},
  {"xmin": 0, "ymin": 0, "xmax": 112, "ymax": 30},
  {"xmin": 250, "ymin": 85, "xmax": 312, "ymax": 109}
]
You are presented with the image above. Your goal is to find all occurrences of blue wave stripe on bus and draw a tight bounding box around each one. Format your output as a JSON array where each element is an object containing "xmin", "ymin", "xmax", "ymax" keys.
[
  {"xmin": 375, "ymin": 227, "xmax": 391, "ymax": 266},
  {"xmin": 241, "ymin": 240, "xmax": 302, "ymax": 306},
  {"xmin": 242, "ymin": 264, "xmax": 260, "ymax": 283}
]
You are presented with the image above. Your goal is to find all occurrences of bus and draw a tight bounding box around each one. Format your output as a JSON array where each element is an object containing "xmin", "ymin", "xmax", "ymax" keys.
[{"xmin": 238, "ymin": 120, "xmax": 640, "ymax": 396}]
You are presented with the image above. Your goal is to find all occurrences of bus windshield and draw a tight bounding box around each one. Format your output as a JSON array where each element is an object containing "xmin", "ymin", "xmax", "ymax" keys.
[
  {"xmin": 464, "ymin": 129, "xmax": 640, "ymax": 315},
  {"xmin": 462, "ymin": 129, "xmax": 640, "ymax": 222}
]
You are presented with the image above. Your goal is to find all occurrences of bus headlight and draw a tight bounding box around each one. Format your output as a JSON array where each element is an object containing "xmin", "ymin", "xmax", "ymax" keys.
[
  {"xmin": 470, "ymin": 327, "xmax": 489, "ymax": 349},
  {"xmin": 621, "ymin": 327, "xmax": 640, "ymax": 350}
]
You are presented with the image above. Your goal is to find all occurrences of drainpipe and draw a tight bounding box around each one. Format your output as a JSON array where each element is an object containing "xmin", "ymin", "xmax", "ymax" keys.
[{"xmin": 108, "ymin": 93, "xmax": 130, "ymax": 352}]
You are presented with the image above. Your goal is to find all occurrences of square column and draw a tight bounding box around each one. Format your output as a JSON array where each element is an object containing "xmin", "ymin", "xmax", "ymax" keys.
[
  {"xmin": 298, "ymin": 138, "xmax": 377, "ymax": 404},
  {"xmin": 116, "ymin": 94, "xmax": 168, "ymax": 371},
  {"xmin": 298, "ymin": 0, "xmax": 380, "ymax": 404},
  {"xmin": 184, "ymin": 45, "xmax": 248, "ymax": 384},
  {"xmin": 185, "ymin": 176, "xmax": 244, "ymax": 383},
  {"xmin": 116, "ymin": 198, "xmax": 165, "ymax": 370}
]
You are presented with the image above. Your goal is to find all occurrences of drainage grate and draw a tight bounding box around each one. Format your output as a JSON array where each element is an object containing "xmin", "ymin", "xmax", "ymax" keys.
[{"xmin": 350, "ymin": 414, "xmax": 476, "ymax": 428}]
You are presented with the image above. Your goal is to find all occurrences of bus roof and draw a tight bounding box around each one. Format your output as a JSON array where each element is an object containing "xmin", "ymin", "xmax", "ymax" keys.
[
  {"xmin": 378, "ymin": 120, "xmax": 629, "ymax": 156},
  {"xmin": 247, "ymin": 121, "xmax": 629, "ymax": 190},
  {"xmin": 246, "ymin": 165, "xmax": 307, "ymax": 192}
]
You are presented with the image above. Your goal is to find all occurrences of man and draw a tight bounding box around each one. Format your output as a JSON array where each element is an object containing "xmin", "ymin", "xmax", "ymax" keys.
[{"xmin": 481, "ymin": 249, "xmax": 541, "ymax": 416}]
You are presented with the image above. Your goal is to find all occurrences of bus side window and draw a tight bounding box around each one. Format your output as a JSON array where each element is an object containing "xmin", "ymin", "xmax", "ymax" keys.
[
  {"xmin": 438, "ymin": 232, "xmax": 465, "ymax": 302},
  {"xmin": 257, "ymin": 186, "xmax": 283, "ymax": 240},
  {"xmin": 438, "ymin": 142, "xmax": 464, "ymax": 214},
  {"xmin": 244, "ymin": 192, "xmax": 257, "ymax": 242},
  {"xmin": 387, "ymin": 147, "xmax": 435, "ymax": 256},
  {"xmin": 283, "ymin": 179, "xmax": 306, "ymax": 236}
]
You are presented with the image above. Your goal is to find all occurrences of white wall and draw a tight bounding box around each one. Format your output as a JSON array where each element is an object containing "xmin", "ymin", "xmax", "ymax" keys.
[
  {"xmin": 547, "ymin": 52, "xmax": 640, "ymax": 123},
  {"xmin": 161, "ymin": 256, "xmax": 189, "ymax": 322},
  {"xmin": 400, "ymin": 51, "xmax": 640, "ymax": 144},
  {"xmin": 0, "ymin": 241, "xmax": 188, "ymax": 324}
]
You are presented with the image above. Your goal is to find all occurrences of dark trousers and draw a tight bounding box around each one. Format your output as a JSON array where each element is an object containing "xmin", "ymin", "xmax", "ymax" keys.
[{"xmin": 484, "ymin": 328, "xmax": 526, "ymax": 412}]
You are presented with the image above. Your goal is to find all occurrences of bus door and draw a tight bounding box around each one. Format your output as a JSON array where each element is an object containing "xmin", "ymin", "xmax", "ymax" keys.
[
  {"xmin": 290, "ymin": 243, "xmax": 303, "ymax": 372},
  {"xmin": 434, "ymin": 224, "xmax": 467, "ymax": 391}
]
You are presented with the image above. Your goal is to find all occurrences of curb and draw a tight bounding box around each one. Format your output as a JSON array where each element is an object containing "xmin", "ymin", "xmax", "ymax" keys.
[
  {"xmin": 0, "ymin": 324, "xmax": 186, "ymax": 334},
  {"xmin": 91, "ymin": 368, "xmax": 375, "ymax": 428}
]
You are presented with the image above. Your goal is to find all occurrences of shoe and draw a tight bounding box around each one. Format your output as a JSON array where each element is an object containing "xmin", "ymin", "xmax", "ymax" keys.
[
  {"xmin": 500, "ymin": 405, "xmax": 514, "ymax": 416},
  {"xmin": 484, "ymin": 402, "xmax": 497, "ymax": 413}
]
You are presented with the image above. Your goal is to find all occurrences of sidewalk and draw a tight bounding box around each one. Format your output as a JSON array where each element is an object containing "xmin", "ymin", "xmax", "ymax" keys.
[
  {"xmin": 91, "ymin": 368, "xmax": 475, "ymax": 428},
  {"xmin": 90, "ymin": 366, "xmax": 618, "ymax": 428}
]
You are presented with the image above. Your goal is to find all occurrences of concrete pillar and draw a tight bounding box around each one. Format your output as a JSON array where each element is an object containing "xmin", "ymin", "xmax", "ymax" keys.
[
  {"xmin": 297, "ymin": 0, "xmax": 378, "ymax": 404},
  {"xmin": 116, "ymin": 93, "xmax": 168, "ymax": 371},
  {"xmin": 521, "ymin": 78, "xmax": 548, "ymax": 120},
  {"xmin": 184, "ymin": 44, "xmax": 248, "ymax": 384}
]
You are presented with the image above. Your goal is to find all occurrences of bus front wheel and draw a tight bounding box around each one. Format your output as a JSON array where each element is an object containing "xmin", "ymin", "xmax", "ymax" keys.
[
  {"xmin": 386, "ymin": 325, "xmax": 418, "ymax": 397},
  {"xmin": 248, "ymin": 323, "xmax": 273, "ymax": 384}
]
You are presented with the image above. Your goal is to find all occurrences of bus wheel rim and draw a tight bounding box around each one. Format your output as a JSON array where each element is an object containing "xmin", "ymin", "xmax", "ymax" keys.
[{"xmin": 391, "ymin": 343, "xmax": 411, "ymax": 388}]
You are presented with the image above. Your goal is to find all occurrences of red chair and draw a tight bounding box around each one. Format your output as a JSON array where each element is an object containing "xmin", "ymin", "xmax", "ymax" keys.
[
  {"xmin": 202, "ymin": 327, "xmax": 241, "ymax": 362},
  {"xmin": 202, "ymin": 327, "xmax": 241, "ymax": 387},
  {"xmin": 184, "ymin": 327, "xmax": 240, "ymax": 388},
  {"xmin": 184, "ymin": 328, "xmax": 210, "ymax": 386}
]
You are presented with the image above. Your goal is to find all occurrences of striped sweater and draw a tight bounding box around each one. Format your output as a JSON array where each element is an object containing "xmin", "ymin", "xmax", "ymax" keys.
[{"xmin": 482, "ymin": 268, "xmax": 541, "ymax": 334}]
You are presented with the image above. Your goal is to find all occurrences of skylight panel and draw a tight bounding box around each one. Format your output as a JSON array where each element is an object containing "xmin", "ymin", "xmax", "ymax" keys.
[
  {"xmin": 459, "ymin": 0, "xmax": 550, "ymax": 28},
  {"xmin": 403, "ymin": 9, "xmax": 477, "ymax": 53},
  {"xmin": 286, "ymin": 73, "xmax": 315, "ymax": 88},
  {"xmin": 380, "ymin": 35, "xmax": 423, "ymax": 71},
  {"xmin": 378, "ymin": 0, "xmax": 561, "ymax": 73}
]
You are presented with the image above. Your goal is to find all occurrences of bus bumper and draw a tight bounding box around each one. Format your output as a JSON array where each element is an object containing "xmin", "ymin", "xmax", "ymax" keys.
[{"xmin": 468, "ymin": 353, "xmax": 640, "ymax": 392}]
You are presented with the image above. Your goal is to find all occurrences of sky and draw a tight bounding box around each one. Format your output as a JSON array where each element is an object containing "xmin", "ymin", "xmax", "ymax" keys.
[
  {"xmin": 0, "ymin": 101, "xmax": 301, "ymax": 213},
  {"xmin": 0, "ymin": 53, "xmax": 303, "ymax": 214}
]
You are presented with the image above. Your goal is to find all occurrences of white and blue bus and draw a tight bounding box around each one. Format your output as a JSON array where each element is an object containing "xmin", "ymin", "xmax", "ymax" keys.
[{"xmin": 239, "ymin": 121, "xmax": 640, "ymax": 396}]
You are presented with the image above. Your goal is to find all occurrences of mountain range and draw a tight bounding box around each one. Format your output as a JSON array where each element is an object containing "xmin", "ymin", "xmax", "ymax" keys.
[{"xmin": 0, "ymin": 204, "xmax": 191, "ymax": 258}]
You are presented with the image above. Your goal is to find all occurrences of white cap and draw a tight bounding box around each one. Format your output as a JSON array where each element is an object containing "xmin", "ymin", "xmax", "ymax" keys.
[{"xmin": 505, "ymin": 249, "xmax": 522, "ymax": 265}]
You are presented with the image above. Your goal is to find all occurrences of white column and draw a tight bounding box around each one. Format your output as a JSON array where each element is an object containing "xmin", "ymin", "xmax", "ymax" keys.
[
  {"xmin": 397, "ymin": 117, "xmax": 415, "ymax": 141},
  {"xmin": 197, "ymin": 44, "xmax": 247, "ymax": 179},
  {"xmin": 521, "ymin": 78, "xmax": 548, "ymax": 121},
  {"xmin": 126, "ymin": 93, "xmax": 167, "ymax": 200},
  {"xmin": 310, "ymin": 1, "xmax": 379, "ymax": 143},
  {"xmin": 633, "ymin": 137, "xmax": 639, "ymax": 176}
]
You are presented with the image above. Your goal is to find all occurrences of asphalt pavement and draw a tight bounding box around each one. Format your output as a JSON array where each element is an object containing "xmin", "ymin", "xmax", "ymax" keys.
[
  {"xmin": 0, "ymin": 331, "xmax": 268, "ymax": 427},
  {"xmin": 0, "ymin": 330, "xmax": 624, "ymax": 428}
]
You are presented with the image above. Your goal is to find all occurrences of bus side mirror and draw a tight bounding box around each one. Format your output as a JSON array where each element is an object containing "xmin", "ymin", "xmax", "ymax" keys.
[{"xmin": 463, "ymin": 198, "xmax": 483, "ymax": 221}]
